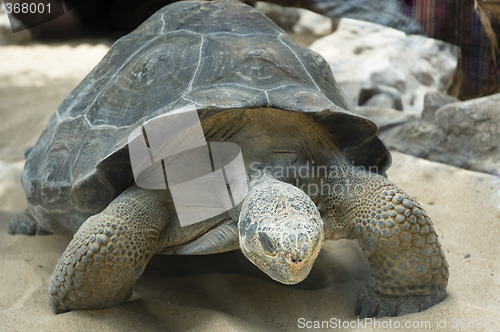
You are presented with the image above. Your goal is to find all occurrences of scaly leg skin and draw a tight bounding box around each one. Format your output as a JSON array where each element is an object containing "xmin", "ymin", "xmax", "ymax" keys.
[
  {"xmin": 48, "ymin": 186, "xmax": 170, "ymax": 314},
  {"xmin": 322, "ymin": 162, "xmax": 448, "ymax": 318}
]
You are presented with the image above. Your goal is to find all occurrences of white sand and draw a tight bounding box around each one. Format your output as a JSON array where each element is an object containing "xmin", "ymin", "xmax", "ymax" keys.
[{"xmin": 0, "ymin": 42, "xmax": 499, "ymax": 332}]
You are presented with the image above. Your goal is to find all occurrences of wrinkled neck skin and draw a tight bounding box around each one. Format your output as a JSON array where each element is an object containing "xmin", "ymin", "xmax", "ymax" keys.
[
  {"xmin": 323, "ymin": 161, "xmax": 371, "ymax": 202},
  {"xmin": 319, "ymin": 159, "xmax": 391, "ymax": 235},
  {"xmin": 326, "ymin": 159, "xmax": 388, "ymax": 199}
]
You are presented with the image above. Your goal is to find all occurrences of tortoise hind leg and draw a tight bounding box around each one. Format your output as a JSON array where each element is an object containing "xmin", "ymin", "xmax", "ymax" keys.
[
  {"xmin": 9, "ymin": 209, "xmax": 51, "ymax": 235},
  {"xmin": 48, "ymin": 186, "xmax": 170, "ymax": 313}
]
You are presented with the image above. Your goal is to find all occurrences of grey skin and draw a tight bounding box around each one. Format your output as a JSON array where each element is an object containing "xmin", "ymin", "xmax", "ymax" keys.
[{"xmin": 9, "ymin": 0, "xmax": 448, "ymax": 317}]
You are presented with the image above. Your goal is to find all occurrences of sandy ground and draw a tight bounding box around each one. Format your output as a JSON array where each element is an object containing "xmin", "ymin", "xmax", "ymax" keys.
[{"xmin": 1, "ymin": 42, "xmax": 500, "ymax": 332}]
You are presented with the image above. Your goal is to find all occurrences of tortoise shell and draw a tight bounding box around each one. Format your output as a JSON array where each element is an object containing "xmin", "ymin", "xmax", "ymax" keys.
[{"xmin": 21, "ymin": 0, "xmax": 389, "ymax": 235}]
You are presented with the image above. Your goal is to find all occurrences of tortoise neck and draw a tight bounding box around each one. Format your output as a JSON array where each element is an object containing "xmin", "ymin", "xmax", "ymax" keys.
[{"xmin": 322, "ymin": 160, "xmax": 389, "ymax": 204}]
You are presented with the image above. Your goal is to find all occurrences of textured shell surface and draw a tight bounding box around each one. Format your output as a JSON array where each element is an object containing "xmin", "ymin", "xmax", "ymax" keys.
[{"xmin": 21, "ymin": 0, "xmax": 388, "ymax": 234}]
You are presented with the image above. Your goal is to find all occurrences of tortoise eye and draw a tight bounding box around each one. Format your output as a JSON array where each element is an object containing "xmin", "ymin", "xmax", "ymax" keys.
[{"xmin": 259, "ymin": 232, "xmax": 276, "ymax": 256}]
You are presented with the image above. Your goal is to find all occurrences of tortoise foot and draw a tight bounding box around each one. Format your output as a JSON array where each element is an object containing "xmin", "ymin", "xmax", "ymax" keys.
[
  {"xmin": 8, "ymin": 210, "xmax": 50, "ymax": 235},
  {"xmin": 355, "ymin": 285, "xmax": 446, "ymax": 318}
]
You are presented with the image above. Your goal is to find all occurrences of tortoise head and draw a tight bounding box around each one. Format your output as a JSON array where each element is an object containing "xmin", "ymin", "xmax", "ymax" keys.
[{"xmin": 239, "ymin": 175, "xmax": 324, "ymax": 284}]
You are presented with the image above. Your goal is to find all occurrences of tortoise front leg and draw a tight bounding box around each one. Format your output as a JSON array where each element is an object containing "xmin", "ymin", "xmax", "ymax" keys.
[
  {"xmin": 322, "ymin": 162, "xmax": 448, "ymax": 317},
  {"xmin": 48, "ymin": 186, "xmax": 170, "ymax": 313}
]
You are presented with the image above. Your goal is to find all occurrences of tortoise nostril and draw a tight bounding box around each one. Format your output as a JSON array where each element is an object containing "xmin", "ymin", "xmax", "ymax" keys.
[
  {"xmin": 285, "ymin": 252, "xmax": 304, "ymax": 266},
  {"xmin": 291, "ymin": 257, "xmax": 302, "ymax": 263}
]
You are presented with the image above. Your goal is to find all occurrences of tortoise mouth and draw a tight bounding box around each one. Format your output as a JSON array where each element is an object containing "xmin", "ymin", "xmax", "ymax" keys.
[
  {"xmin": 263, "ymin": 251, "xmax": 277, "ymax": 258},
  {"xmin": 266, "ymin": 256, "xmax": 314, "ymax": 285},
  {"xmin": 241, "ymin": 239, "xmax": 320, "ymax": 285}
]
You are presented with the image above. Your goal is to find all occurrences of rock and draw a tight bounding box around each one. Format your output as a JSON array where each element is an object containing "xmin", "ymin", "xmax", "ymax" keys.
[
  {"xmin": 0, "ymin": 5, "xmax": 31, "ymax": 45},
  {"xmin": 269, "ymin": 0, "xmax": 423, "ymax": 34},
  {"xmin": 363, "ymin": 93, "xmax": 397, "ymax": 109},
  {"xmin": 358, "ymin": 84, "xmax": 403, "ymax": 110},
  {"xmin": 355, "ymin": 106, "xmax": 417, "ymax": 132},
  {"xmin": 310, "ymin": 18, "xmax": 459, "ymax": 113},
  {"xmin": 292, "ymin": 8, "xmax": 332, "ymax": 35},
  {"xmin": 378, "ymin": 93, "xmax": 500, "ymax": 175},
  {"xmin": 256, "ymin": 2, "xmax": 332, "ymax": 37},
  {"xmin": 421, "ymin": 91, "xmax": 460, "ymax": 121},
  {"xmin": 254, "ymin": 2, "xmax": 301, "ymax": 32}
]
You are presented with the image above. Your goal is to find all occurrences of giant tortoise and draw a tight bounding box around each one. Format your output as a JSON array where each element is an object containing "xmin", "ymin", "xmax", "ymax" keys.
[{"xmin": 9, "ymin": 0, "xmax": 448, "ymax": 317}]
